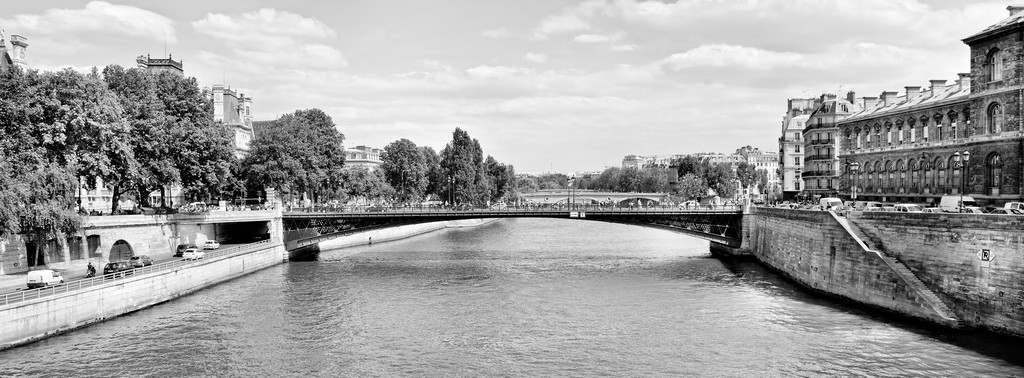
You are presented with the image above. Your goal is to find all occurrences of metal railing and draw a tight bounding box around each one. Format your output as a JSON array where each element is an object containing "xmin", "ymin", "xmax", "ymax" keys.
[
  {"xmin": 284, "ymin": 204, "xmax": 745, "ymax": 215},
  {"xmin": 1, "ymin": 239, "xmax": 275, "ymax": 307}
]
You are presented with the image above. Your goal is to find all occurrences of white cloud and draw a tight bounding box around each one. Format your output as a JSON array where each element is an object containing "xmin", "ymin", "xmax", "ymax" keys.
[
  {"xmin": 524, "ymin": 52, "xmax": 548, "ymax": 63},
  {"xmin": 2, "ymin": 1, "xmax": 175, "ymax": 42},
  {"xmin": 533, "ymin": 13, "xmax": 590, "ymax": 39},
  {"xmin": 482, "ymin": 27, "xmax": 510, "ymax": 38},
  {"xmin": 191, "ymin": 8, "xmax": 346, "ymax": 70},
  {"xmin": 663, "ymin": 44, "xmax": 804, "ymax": 70}
]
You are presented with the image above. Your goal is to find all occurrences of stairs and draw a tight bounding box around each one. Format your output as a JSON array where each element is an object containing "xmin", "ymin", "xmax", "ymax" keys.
[{"xmin": 830, "ymin": 213, "xmax": 963, "ymax": 327}]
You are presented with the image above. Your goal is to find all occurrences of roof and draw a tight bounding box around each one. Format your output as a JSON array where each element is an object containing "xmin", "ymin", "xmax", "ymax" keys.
[
  {"xmin": 963, "ymin": 7, "xmax": 1024, "ymax": 44},
  {"xmin": 840, "ymin": 83, "xmax": 969, "ymax": 124}
]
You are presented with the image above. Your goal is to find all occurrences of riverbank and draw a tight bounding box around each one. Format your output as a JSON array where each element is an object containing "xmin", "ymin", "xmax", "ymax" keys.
[{"xmin": 295, "ymin": 218, "xmax": 499, "ymax": 258}]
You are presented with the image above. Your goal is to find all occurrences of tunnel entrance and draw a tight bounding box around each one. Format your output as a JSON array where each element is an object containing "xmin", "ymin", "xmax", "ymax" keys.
[{"xmin": 110, "ymin": 240, "xmax": 134, "ymax": 262}]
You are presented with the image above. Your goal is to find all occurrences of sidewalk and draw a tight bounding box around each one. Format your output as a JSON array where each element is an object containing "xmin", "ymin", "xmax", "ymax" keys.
[{"xmin": 0, "ymin": 264, "xmax": 92, "ymax": 294}]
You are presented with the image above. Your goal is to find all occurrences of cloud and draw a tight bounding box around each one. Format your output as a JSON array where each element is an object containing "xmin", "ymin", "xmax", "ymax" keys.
[
  {"xmin": 611, "ymin": 44, "xmax": 638, "ymax": 52},
  {"xmin": 192, "ymin": 8, "xmax": 346, "ymax": 70},
  {"xmin": 1, "ymin": 1, "xmax": 175, "ymax": 43},
  {"xmin": 524, "ymin": 52, "xmax": 548, "ymax": 63},
  {"xmin": 663, "ymin": 44, "xmax": 804, "ymax": 70},
  {"xmin": 482, "ymin": 27, "xmax": 510, "ymax": 38},
  {"xmin": 533, "ymin": 13, "xmax": 590, "ymax": 39}
]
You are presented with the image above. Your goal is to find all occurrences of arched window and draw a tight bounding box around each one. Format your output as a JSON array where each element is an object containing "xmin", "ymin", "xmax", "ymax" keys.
[
  {"xmin": 886, "ymin": 161, "xmax": 894, "ymax": 189},
  {"xmin": 935, "ymin": 157, "xmax": 946, "ymax": 191},
  {"xmin": 924, "ymin": 160, "xmax": 933, "ymax": 191},
  {"xmin": 874, "ymin": 161, "xmax": 882, "ymax": 189},
  {"xmin": 988, "ymin": 49, "xmax": 1004, "ymax": 82},
  {"xmin": 987, "ymin": 103, "xmax": 1003, "ymax": 134},
  {"xmin": 947, "ymin": 156, "xmax": 958, "ymax": 190},
  {"xmin": 898, "ymin": 160, "xmax": 906, "ymax": 189},
  {"xmin": 988, "ymin": 154, "xmax": 1003, "ymax": 188}
]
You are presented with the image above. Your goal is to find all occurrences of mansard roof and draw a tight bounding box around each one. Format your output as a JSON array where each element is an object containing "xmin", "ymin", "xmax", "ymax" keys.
[
  {"xmin": 963, "ymin": 7, "xmax": 1024, "ymax": 44},
  {"xmin": 840, "ymin": 83, "xmax": 969, "ymax": 124}
]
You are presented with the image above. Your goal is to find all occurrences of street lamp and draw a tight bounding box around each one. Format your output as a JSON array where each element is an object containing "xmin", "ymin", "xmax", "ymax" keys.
[
  {"xmin": 953, "ymin": 150, "xmax": 970, "ymax": 212},
  {"xmin": 447, "ymin": 176, "xmax": 455, "ymax": 208},
  {"xmin": 849, "ymin": 161, "xmax": 860, "ymax": 204},
  {"xmin": 567, "ymin": 176, "xmax": 575, "ymax": 211}
]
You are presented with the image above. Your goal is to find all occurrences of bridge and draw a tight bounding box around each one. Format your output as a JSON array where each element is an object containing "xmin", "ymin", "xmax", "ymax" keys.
[
  {"xmin": 282, "ymin": 207, "xmax": 744, "ymax": 253},
  {"xmin": 518, "ymin": 190, "xmax": 669, "ymax": 205}
]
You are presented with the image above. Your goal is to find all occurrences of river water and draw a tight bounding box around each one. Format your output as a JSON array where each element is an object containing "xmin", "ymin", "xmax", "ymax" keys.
[{"xmin": 1, "ymin": 218, "xmax": 1023, "ymax": 377}]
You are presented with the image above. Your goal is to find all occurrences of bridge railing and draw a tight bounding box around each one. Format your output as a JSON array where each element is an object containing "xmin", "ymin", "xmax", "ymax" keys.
[
  {"xmin": 0, "ymin": 239, "xmax": 275, "ymax": 307},
  {"xmin": 284, "ymin": 204, "xmax": 743, "ymax": 214}
]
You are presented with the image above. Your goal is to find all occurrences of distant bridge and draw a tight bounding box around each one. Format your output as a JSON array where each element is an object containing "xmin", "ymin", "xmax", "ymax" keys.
[
  {"xmin": 519, "ymin": 190, "xmax": 669, "ymax": 205},
  {"xmin": 282, "ymin": 207, "xmax": 744, "ymax": 253}
]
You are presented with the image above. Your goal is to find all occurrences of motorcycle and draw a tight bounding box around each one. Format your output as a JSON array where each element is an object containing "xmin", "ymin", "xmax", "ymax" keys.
[{"xmin": 85, "ymin": 265, "xmax": 96, "ymax": 278}]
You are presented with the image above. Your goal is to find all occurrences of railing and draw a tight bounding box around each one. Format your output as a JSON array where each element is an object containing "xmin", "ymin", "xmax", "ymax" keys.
[
  {"xmin": 1, "ymin": 239, "xmax": 275, "ymax": 307},
  {"xmin": 801, "ymin": 170, "xmax": 836, "ymax": 178},
  {"xmin": 284, "ymin": 204, "xmax": 744, "ymax": 215},
  {"xmin": 803, "ymin": 154, "xmax": 835, "ymax": 162},
  {"xmin": 810, "ymin": 138, "xmax": 834, "ymax": 145}
]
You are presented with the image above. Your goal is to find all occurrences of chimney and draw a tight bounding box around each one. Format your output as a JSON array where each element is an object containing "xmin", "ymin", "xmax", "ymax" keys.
[
  {"xmin": 862, "ymin": 96, "xmax": 879, "ymax": 109},
  {"xmin": 905, "ymin": 86, "xmax": 921, "ymax": 99},
  {"xmin": 846, "ymin": 91, "xmax": 856, "ymax": 104},
  {"xmin": 929, "ymin": 79, "xmax": 947, "ymax": 95},
  {"xmin": 1009, "ymin": 5, "xmax": 1024, "ymax": 16},
  {"xmin": 958, "ymin": 73, "xmax": 971, "ymax": 91},
  {"xmin": 881, "ymin": 91, "xmax": 899, "ymax": 106}
]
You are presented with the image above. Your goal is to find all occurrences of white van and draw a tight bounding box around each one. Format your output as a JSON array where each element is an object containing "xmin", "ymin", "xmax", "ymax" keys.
[
  {"xmin": 1005, "ymin": 202, "xmax": 1024, "ymax": 211},
  {"xmin": 26, "ymin": 269, "xmax": 64, "ymax": 289},
  {"xmin": 938, "ymin": 195, "xmax": 978, "ymax": 213},
  {"xmin": 819, "ymin": 197, "xmax": 844, "ymax": 211}
]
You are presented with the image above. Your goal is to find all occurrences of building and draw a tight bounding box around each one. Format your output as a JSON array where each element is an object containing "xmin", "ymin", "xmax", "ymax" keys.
[
  {"xmin": 779, "ymin": 98, "xmax": 820, "ymax": 200},
  {"xmin": 802, "ymin": 93, "xmax": 862, "ymax": 199},
  {"xmin": 735, "ymin": 146, "xmax": 780, "ymax": 198},
  {"xmin": 837, "ymin": 5, "xmax": 1024, "ymax": 207},
  {"xmin": 345, "ymin": 145, "xmax": 384, "ymax": 171},
  {"xmin": 211, "ymin": 84, "xmax": 255, "ymax": 158},
  {"xmin": 135, "ymin": 54, "xmax": 183, "ymax": 76},
  {"xmin": 0, "ymin": 32, "xmax": 28, "ymax": 71}
]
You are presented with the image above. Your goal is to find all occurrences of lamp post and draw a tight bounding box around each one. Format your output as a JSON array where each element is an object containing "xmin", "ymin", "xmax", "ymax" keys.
[
  {"xmin": 447, "ymin": 176, "xmax": 455, "ymax": 208},
  {"xmin": 849, "ymin": 161, "xmax": 860, "ymax": 204},
  {"xmin": 953, "ymin": 150, "xmax": 970, "ymax": 212},
  {"xmin": 567, "ymin": 176, "xmax": 575, "ymax": 211}
]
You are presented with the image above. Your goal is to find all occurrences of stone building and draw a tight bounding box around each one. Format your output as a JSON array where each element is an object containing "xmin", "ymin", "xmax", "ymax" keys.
[
  {"xmin": 838, "ymin": 5, "xmax": 1024, "ymax": 206},
  {"xmin": 135, "ymin": 54, "xmax": 183, "ymax": 76},
  {"xmin": 345, "ymin": 145, "xmax": 384, "ymax": 171},
  {"xmin": 0, "ymin": 32, "xmax": 28, "ymax": 71},
  {"xmin": 779, "ymin": 98, "xmax": 820, "ymax": 200},
  {"xmin": 211, "ymin": 84, "xmax": 255, "ymax": 158},
  {"xmin": 803, "ymin": 93, "xmax": 862, "ymax": 199}
]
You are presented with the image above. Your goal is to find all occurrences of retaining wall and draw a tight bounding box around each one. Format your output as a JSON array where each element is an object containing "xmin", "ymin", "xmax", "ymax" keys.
[
  {"xmin": 0, "ymin": 241, "xmax": 285, "ymax": 351},
  {"xmin": 316, "ymin": 218, "xmax": 497, "ymax": 250},
  {"xmin": 742, "ymin": 208, "xmax": 955, "ymax": 325},
  {"xmin": 849, "ymin": 211, "xmax": 1024, "ymax": 335}
]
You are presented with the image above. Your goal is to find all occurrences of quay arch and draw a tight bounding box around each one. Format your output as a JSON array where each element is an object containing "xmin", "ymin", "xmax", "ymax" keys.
[{"xmin": 110, "ymin": 240, "xmax": 134, "ymax": 262}]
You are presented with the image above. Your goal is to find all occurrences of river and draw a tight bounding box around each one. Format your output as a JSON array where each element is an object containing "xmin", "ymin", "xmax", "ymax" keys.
[{"xmin": 1, "ymin": 218, "xmax": 1023, "ymax": 377}]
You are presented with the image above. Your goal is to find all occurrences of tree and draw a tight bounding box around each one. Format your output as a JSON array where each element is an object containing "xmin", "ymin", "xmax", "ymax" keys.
[
  {"xmin": 440, "ymin": 128, "xmax": 483, "ymax": 205},
  {"xmin": 515, "ymin": 175, "xmax": 539, "ymax": 193},
  {"xmin": 339, "ymin": 166, "xmax": 393, "ymax": 204},
  {"xmin": 421, "ymin": 146, "xmax": 443, "ymax": 201},
  {"xmin": 677, "ymin": 173, "xmax": 708, "ymax": 200},
  {"xmin": 484, "ymin": 156, "xmax": 515, "ymax": 203},
  {"xmin": 382, "ymin": 138, "xmax": 428, "ymax": 203}
]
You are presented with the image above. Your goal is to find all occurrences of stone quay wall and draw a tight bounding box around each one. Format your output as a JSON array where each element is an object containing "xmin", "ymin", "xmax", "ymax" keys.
[
  {"xmin": 0, "ymin": 240, "xmax": 286, "ymax": 351},
  {"xmin": 849, "ymin": 211, "xmax": 1024, "ymax": 335},
  {"xmin": 740, "ymin": 208, "xmax": 958, "ymax": 326}
]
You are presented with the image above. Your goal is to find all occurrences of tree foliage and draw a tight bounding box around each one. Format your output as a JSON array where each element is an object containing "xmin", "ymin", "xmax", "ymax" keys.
[{"xmin": 382, "ymin": 138, "xmax": 428, "ymax": 203}]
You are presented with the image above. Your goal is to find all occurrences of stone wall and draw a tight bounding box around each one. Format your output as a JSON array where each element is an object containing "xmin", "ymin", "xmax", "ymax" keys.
[
  {"xmin": 849, "ymin": 211, "xmax": 1024, "ymax": 335},
  {"xmin": 0, "ymin": 241, "xmax": 286, "ymax": 351},
  {"xmin": 743, "ymin": 208, "xmax": 956, "ymax": 325}
]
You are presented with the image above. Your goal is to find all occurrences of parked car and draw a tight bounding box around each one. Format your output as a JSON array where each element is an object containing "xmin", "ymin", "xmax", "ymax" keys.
[
  {"xmin": 893, "ymin": 204, "xmax": 924, "ymax": 213},
  {"xmin": 202, "ymin": 240, "xmax": 220, "ymax": 250},
  {"xmin": 175, "ymin": 244, "xmax": 198, "ymax": 257},
  {"xmin": 103, "ymin": 261, "xmax": 134, "ymax": 277},
  {"xmin": 1004, "ymin": 202, "xmax": 1024, "ymax": 211},
  {"xmin": 922, "ymin": 207, "xmax": 944, "ymax": 213},
  {"xmin": 182, "ymin": 247, "xmax": 205, "ymax": 260},
  {"xmin": 987, "ymin": 208, "xmax": 1024, "ymax": 215},
  {"xmin": 26, "ymin": 269, "xmax": 64, "ymax": 289},
  {"xmin": 961, "ymin": 206, "xmax": 985, "ymax": 214},
  {"xmin": 128, "ymin": 255, "xmax": 154, "ymax": 267}
]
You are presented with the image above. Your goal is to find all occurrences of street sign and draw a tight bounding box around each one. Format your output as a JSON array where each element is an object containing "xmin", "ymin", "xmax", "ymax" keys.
[{"xmin": 978, "ymin": 248, "xmax": 994, "ymax": 262}]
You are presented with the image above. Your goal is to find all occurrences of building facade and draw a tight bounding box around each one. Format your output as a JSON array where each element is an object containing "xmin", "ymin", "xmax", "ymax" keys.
[
  {"xmin": 345, "ymin": 145, "xmax": 384, "ymax": 171},
  {"xmin": 803, "ymin": 93, "xmax": 861, "ymax": 199},
  {"xmin": 135, "ymin": 54, "xmax": 183, "ymax": 76},
  {"xmin": 211, "ymin": 84, "xmax": 255, "ymax": 158},
  {"xmin": 779, "ymin": 98, "xmax": 819, "ymax": 200},
  {"xmin": 0, "ymin": 32, "xmax": 28, "ymax": 71},
  {"xmin": 837, "ymin": 5, "xmax": 1024, "ymax": 207}
]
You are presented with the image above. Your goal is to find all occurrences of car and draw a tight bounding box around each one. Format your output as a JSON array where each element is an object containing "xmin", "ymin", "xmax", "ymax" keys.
[
  {"xmin": 26, "ymin": 269, "xmax": 64, "ymax": 289},
  {"xmin": 1005, "ymin": 202, "xmax": 1024, "ymax": 211},
  {"xmin": 128, "ymin": 255, "xmax": 153, "ymax": 267},
  {"xmin": 987, "ymin": 208, "xmax": 1024, "ymax": 215},
  {"xmin": 202, "ymin": 240, "xmax": 220, "ymax": 250},
  {"xmin": 182, "ymin": 247, "xmax": 205, "ymax": 260},
  {"xmin": 922, "ymin": 208, "xmax": 944, "ymax": 213},
  {"xmin": 103, "ymin": 261, "xmax": 134, "ymax": 277},
  {"xmin": 960, "ymin": 206, "xmax": 985, "ymax": 214},
  {"xmin": 893, "ymin": 204, "xmax": 924, "ymax": 213},
  {"xmin": 175, "ymin": 244, "xmax": 198, "ymax": 257}
]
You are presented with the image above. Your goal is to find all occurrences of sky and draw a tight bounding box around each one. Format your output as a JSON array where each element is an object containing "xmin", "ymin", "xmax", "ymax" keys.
[{"xmin": 0, "ymin": 0, "xmax": 1012, "ymax": 173}]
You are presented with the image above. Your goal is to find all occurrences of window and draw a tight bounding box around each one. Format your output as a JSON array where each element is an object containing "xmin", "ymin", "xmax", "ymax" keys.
[
  {"xmin": 794, "ymin": 157, "xmax": 801, "ymax": 166},
  {"xmin": 987, "ymin": 49, "xmax": 1004, "ymax": 82},
  {"xmin": 988, "ymin": 103, "xmax": 1003, "ymax": 134},
  {"xmin": 795, "ymin": 144, "xmax": 800, "ymax": 153},
  {"xmin": 988, "ymin": 154, "xmax": 1002, "ymax": 188}
]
